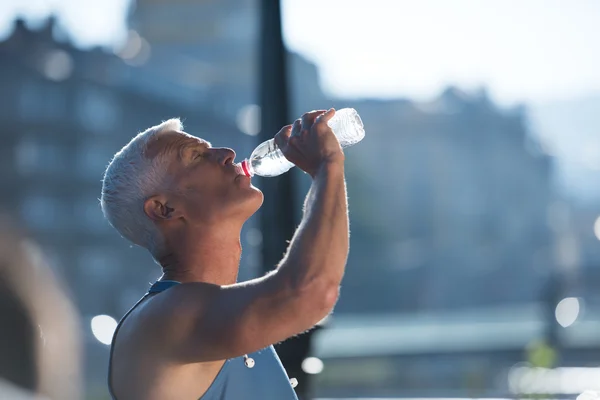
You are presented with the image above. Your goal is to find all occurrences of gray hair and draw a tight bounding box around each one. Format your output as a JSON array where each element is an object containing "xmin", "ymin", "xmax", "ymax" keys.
[{"xmin": 100, "ymin": 118, "xmax": 183, "ymax": 256}]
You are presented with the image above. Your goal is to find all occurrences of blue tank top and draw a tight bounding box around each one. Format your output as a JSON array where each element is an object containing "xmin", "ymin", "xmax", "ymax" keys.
[{"xmin": 108, "ymin": 280, "xmax": 299, "ymax": 400}]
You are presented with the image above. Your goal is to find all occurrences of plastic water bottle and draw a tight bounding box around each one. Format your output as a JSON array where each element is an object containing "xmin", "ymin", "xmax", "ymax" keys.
[{"xmin": 236, "ymin": 108, "xmax": 365, "ymax": 177}]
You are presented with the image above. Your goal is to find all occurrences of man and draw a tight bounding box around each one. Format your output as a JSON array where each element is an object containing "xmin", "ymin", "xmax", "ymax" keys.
[{"xmin": 101, "ymin": 108, "xmax": 349, "ymax": 399}]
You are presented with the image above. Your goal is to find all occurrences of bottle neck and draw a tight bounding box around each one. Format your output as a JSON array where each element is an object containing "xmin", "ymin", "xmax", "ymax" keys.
[{"xmin": 240, "ymin": 159, "xmax": 254, "ymax": 177}]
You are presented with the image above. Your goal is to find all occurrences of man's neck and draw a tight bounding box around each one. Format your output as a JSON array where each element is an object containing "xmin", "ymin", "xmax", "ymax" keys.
[{"xmin": 159, "ymin": 225, "xmax": 242, "ymax": 286}]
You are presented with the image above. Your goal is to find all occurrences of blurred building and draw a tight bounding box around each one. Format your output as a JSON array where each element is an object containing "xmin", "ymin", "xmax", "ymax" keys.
[
  {"xmin": 555, "ymin": 200, "xmax": 600, "ymax": 306},
  {"xmin": 342, "ymin": 90, "xmax": 555, "ymax": 313},
  {"xmin": 0, "ymin": 18, "xmax": 259, "ymax": 397},
  {"xmin": 128, "ymin": 0, "xmax": 259, "ymax": 122}
]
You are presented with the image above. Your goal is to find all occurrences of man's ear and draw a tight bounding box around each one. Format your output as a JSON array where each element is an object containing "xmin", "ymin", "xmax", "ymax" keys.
[{"xmin": 143, "ymin": 195, "xmax": 183, "ymax": 221}]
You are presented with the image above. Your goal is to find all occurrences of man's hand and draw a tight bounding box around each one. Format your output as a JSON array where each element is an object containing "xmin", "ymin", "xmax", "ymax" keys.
[{"xmin": 274, "ymin": 109, "xmax": 345, "ymax": 178}]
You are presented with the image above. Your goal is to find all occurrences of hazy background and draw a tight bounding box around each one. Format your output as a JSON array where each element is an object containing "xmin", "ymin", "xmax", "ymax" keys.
[{"xmin": 1, "ymin": 0, "xmax": 599, "ymax": 398}]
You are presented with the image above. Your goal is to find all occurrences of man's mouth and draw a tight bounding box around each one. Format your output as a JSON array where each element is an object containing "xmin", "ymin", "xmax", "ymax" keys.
[
  {"xmin": 234, "ymin": 163, "xmax": 245, "ymax": 176},
  {"xmin": 233, "ymin": 161, "xmax": 250, "ymax": 178},
  {"xmin": 233, "ymin": 163, "xmax": 251, "ymax": 183}
]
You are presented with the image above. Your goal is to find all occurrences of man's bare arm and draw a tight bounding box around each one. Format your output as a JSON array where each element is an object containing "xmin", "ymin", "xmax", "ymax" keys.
[{"xmin": 277, "ymin": 160, "xmax": 348, "ymax": 304}]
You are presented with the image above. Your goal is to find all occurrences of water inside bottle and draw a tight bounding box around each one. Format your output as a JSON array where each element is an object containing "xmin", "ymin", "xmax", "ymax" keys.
[{"xmin": 248, "ymin": 139, "xmax": 294, "ymax": 177}]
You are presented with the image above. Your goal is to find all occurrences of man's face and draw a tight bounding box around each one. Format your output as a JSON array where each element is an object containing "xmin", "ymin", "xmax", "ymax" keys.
[{"xmin": 147, "ymin": 130, "xmax": 263, "ymax": 226}]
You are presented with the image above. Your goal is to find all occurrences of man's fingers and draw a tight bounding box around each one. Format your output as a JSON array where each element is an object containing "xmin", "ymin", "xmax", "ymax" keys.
[
  {"xmin": 291, "ymin": 119, "xmax": 302, "ymax": 137},
  {"xmin": 315, "ymin": 108, "xmax": 336, "ymax": 125},
  {"xmin": 288, "ymin": 134, "xmax": 301, "ymax": 148},
  {"xmin": 301, "ymin": 109, "xmax": 327, "ymax": 131},
  {"xmin": 274, "ymin": 125, "xmax": 292, "ymax": 149}
]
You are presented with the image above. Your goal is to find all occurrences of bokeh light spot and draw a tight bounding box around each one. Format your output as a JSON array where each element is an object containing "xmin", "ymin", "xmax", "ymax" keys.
[
  {"xmin": 555, "ymin": 297, "xmax": 580, "ymax": 328},
  {"xmin": 91, "ymin": 314, "xmax": 118, "ymax": 345},
  {"xmin": 301, "ymin": 357, "xmax": 324, "ymax": 374},
  {"xmin": 593, "ymin": 216, "xmax": 600, "ymax": 241}
]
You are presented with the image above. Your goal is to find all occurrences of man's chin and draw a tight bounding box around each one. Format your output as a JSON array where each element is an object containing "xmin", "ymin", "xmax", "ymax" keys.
[
  {"xmin": 250, "ymin": 189, "xmax": 264, "ymax": 210},
  {"xmin": 246, "ymin": 184, "xmax": 263, "ymax": 198},
  {"xmin": 237, "ymin": 189, "xmax": 263, "ymax": 218}
]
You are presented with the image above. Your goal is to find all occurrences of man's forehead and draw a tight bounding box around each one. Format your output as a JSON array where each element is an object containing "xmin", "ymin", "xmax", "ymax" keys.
[
  {"xmin": 144, "ymin": 130, "xmax": 211, "ymax": 159},
  {"xmin": 174, "ymin": 131, "xmax": 211, "ymax": 147}
]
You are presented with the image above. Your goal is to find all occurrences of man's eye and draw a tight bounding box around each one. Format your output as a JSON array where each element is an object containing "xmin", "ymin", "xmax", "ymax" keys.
[{"xmin": 194, "ymin": 152, "xmax": 203, "ymax": 159}]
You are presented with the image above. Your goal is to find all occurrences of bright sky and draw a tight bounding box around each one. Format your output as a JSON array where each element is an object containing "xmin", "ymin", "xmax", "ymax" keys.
[
  {"xmin": 1, "ymin": 0, "xmax": 599, "ymax": 106},
  {"xmin": 0, "ymin": 0, "xmax": 130, "ymax": 47},
  {"xmin": 282, "ymin": 0, "xmax": 600, "ymax": 105}
]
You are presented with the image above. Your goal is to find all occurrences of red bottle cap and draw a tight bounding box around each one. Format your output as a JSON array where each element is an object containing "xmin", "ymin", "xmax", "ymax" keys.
[{"xmin": 240, "ymin": 159, "xmax": 252, "ymax": 177}]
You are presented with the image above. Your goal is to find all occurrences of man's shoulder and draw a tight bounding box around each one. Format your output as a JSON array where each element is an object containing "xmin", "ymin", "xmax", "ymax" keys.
[
  {"xmin": 118, "ymin": 284, "xmax": 218, "ymax": 345},
  {"xmin": 114, "ymin": 296, "xmax": 163, "ymax": 348}
]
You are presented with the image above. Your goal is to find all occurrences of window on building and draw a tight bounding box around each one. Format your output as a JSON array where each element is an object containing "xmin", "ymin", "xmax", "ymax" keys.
[
  {"xmin": 17, "ymin": 81, "xmax": 65, "ymax": 121},
  {"xmin": 14, "ymin": 137, "xmax": 66, "ymax": 176},
  {"xmin": 20, "ymin": 194, "xmax": 62, "ymax": 231},
  {"xmin": 76, "ymin": 86, "xmax": 119, "ymax": 133},
  {"xmin": 77, "ymin": 246, "xmax": 117, "ymax": 284},
  {"xmin": 17, "ymin": 81, "xmax": 43, "ymax": 121},
  {"xmin": 74, "ymin": 197, "xmax": 111, "ymax": 233},
  {"xmin": 75, "ymin": 142, "xmax": 112, "ymax": 179}
]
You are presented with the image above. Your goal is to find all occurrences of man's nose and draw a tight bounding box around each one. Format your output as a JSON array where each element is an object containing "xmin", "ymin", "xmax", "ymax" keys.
[{"xmin": 215, "ymin": 148, "xmax": 236, "ymax": 165}]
